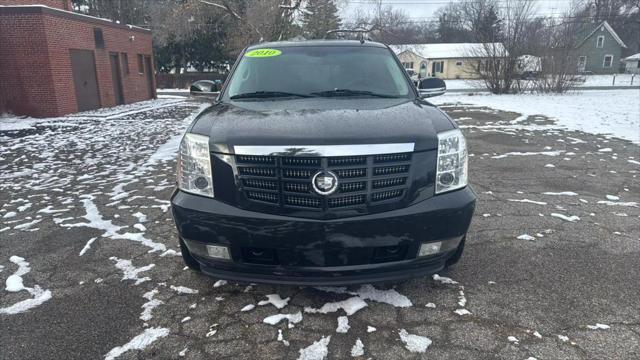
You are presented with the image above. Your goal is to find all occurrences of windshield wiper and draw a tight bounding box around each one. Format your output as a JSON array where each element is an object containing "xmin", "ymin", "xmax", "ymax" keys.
[
  {"xmin": 230, "ymin": 91, "xmax": 313, "ymax": 100},
  {"xmin": 310, "ymin": 89, "xmax": 400, "ymax": 98}
]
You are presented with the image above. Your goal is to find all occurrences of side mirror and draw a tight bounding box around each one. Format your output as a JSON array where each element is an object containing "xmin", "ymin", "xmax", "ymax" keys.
[
  {"xmin": 190, "ymin": 80, "xmax": 221, "ymax": 96},
  {"xmin": 418, "ymin": 78, "xmax": 446, "ymax": 98}
]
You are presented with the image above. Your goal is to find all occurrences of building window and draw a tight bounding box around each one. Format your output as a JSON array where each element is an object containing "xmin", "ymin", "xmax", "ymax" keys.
[
  {"xmin": 93, "ymin": 28, "xmax": 104, "ymax": 49},
  {"xmin": 402, "ymin": 61, "xmax": 413, "ymax": 69},
  {"xmin": 578, "ymin": 56, "xmax": 586, "ymax": 71},
  {"xmin": 603, "ymin": 55, "xmax": 613, "ymax": 68},
  {"xmin": 432, "ymin": 61, "xmax": 444, "ymax": 74},
  {"xmin": 456, "ymin": 61, "xmax": 463, "ymax": 66},
  {"xmin": 137, "ymin": 54, "xmax": 144, "ymax": 74},
  {"xmin": 596, "ymin": 35, "xmax": 604, "ymax": 48},
  {"xmin": 121, "ymin": 53, "xmax": 129, "ymax": 74}
]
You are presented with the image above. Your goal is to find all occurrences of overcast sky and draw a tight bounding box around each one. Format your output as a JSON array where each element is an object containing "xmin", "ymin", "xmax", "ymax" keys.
[{"xmin": 339, "ymin": 0, "xmax": 574, "ymax": 22}]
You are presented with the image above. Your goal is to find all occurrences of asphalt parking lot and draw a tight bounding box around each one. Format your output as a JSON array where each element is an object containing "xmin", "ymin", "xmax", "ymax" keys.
[{"xmin": 1, "ymin": 98, "xmax": 638, "ymax": 359}]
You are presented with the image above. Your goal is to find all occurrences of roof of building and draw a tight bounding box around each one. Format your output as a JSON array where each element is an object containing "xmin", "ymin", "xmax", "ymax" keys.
[
  {"xmin": 389, "ymin": 43, "xmax": 507, "ymax": 59},
  {"xmin": 0, "ymin": 5, "xmax": 151, "ymax": 33},
  {"xmin": 579, "ymin": 21, "xmax": 627, "ymax": 49},
  {"xmin": 622, "ymin": 53, "xmax": 640, "ymax": 61}
]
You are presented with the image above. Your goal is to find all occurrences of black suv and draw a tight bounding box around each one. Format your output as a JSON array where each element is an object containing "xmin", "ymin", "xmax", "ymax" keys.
[{"xmin": 171, "ymin": 40, "xmax": 476, "ymax": 285}]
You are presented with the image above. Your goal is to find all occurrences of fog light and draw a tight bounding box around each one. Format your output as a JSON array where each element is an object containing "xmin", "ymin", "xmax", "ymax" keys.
[
  {"xmin": 194, "ymin": 176, "xmax": 209, "ymax": 189},
  {"xmin": 206, "ymin": 245, "xmax": 230, "ymax": 260},
  {"xmin": 438, "ymin": 172, "xmax": 455, "ymax": 186},
  {"xmin": 419, "ymin": 242, "xmax": 442, "ymax": 257}
]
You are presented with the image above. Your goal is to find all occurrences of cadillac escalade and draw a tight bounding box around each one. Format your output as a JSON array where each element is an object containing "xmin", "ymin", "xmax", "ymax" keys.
[{"xmin": 170, "ymin": 40, "xmax": 476, "ymax": 285}]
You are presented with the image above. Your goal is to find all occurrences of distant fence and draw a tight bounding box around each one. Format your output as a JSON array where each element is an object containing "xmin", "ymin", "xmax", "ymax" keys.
[{"xmin": 156, "ymin": 73, "xmax": 227, "ymax": 89}]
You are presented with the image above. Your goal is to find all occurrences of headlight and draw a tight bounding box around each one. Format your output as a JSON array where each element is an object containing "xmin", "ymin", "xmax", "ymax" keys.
[
  {"xmin": 177, "ymin": 133, "xmax": 214, "ymax": 197},
  {"xmin": 435, "ymin": 129, "xmax": 468, "ymax": 194}
]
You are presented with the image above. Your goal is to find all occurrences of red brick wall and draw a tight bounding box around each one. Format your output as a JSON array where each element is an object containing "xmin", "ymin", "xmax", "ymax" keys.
[
  {"xmin": 0, "ymin": 6, "xmax": 155, "ymax": 117},
  {"xmin": 0, "ymin": 0, "xmax": 72, "ymax": 11},
  {"xmin": 42, "ymin": 13, "xmax": 155, "ymax": 114},
  {"xmin": 0, "ymin": 12, "xmax": 57, "ymax": 117}
]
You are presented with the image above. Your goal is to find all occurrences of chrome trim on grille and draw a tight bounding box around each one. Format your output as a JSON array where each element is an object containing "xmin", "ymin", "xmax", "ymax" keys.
[{"xmin": 232, "ymin": 143, "xmax": 415, "ymax": 157}]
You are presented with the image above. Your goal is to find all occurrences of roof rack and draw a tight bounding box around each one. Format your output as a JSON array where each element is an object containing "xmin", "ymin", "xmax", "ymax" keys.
[{"xmin": 324, "ymin": 29, "xmax": 374, "ymax": 43}]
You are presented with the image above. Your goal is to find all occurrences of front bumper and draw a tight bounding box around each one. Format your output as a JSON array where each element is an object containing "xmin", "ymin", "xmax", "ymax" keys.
[{"xmin": 171, "ymin": 187, "xmax": 476, "ymax": 285}]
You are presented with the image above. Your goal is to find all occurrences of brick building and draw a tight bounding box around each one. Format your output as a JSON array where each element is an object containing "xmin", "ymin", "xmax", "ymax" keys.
[{"xmin": 0, "ymin": 0, "xmax": 156, "ymax": 117}]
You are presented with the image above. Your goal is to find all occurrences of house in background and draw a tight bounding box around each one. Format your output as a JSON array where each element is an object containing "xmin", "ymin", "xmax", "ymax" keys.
[
  {"xmin": 575, "ymin": 21, "xmax": 627, "ymax": 74},
  {"xmin": 0, "ymin": 0, "xmax": 156, "ymax": 118},
  {"xmin": 622, "ymin": 53, "xmax": 640, "ymax": 74},
  {"xmin": 390, "ymin": 43, "xmax": 507, "ymax": 80}
]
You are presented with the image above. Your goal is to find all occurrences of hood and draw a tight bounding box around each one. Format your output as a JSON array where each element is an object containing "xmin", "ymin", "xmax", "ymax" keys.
[{"xmin": 189, "ymin": 98, "xmax": 455, "ymax": 153}]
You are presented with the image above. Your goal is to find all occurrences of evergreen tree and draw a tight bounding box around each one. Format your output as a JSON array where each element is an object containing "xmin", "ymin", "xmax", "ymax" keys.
[{"xmin": 302, "ymin": 0, "xmax": 341, "ymax": 40}]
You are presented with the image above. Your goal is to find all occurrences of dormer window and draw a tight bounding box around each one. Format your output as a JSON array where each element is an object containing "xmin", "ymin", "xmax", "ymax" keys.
[{"xmin": 596, "ymin": 35, "xmax": 604, "ymax": 48}]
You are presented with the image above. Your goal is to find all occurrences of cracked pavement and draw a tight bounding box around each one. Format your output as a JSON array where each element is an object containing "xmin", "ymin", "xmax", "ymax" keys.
[{"xmin": 1, "ymin": 98, "xmax": 638, "ymax": 359}]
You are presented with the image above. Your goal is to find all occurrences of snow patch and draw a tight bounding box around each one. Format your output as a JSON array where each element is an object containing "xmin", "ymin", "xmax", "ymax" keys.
[
  {"xmin": 454, "ymin": 309, "xmax": 472, "ymax": 316},
  {"xmin": 0, "ymin": 256, "xmax": 52, "ymax": 315},
  {"xmin": 336, "ymin": 316, "xmax": 350, "ymax": 333},
  {"xmin": 264, "ymin": 312, "xmax": 303, "ymax": 326},
  {"xmin": 350, "ymin": 338, "xmax": 364, "ymax": 357},
  {"xmin": 170, "ymin": 285, "xmax": 199, "ymax": 294},
  {"xmin": 304, "ymin": 296, "xmax": 368, "ymax": 316},
  {"xmin": 213, "ymin": 279, "xmax": 227, "ymax": 288},
  {"xmin": 104, "ymin": 327, "xmax": 169, "ymax": 360},
  {"xmin": 61, "ymin": 198, "xmax": 166, "ymax": 253},
  {"xmin": 492, "ymin": 151, "xmax": 563, "ymax": 159},
  {"xmin": 297, "ymin": 336, "xmax": 331, "ymax": 360},
  {"xmin": 258, "ymin": 294, "xmax": 290, "ymax": 309},
  {"xmin": 398, "ymin": 329, "xmax": 432, "ymax": 353},
  {"xmin": 508, "ymin": 199, "xmax": 547, "ymax": 205},
  {"xmin": 432, "ymin": 274, "xmax": 458, "ymax": 284},
  {"xmin": 587, "ymin": 323, "xmax": 610, "ymax": 330},
  {"xmin": 79, "ymin": 237, "xmax": 97, "ymax": 256},
  {"xmin": 550, "ymin": 213, "xmax": 580, "ymax": 222},
  {"xmin": 140, "ymin": 289, "xmax": 163, "ymax": 321},
  {"xmin": 110, "ymin": 257, "xmax": 154, "ymax": 285}
]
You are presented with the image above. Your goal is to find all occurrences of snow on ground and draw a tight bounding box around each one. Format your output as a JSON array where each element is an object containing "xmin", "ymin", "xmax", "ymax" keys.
[
  {"xmin": 398, "ymin": 329, "xmax": 432, "ymax": 353},
  {"xmin": 0, "ymin": 256, "xmax": 52, "ymax": 315},
  {"xmin": 109, "ymin": 257, "xmax": 155, "ymax": 285},
  {"xmin": 258, "ymin": 294, "xmax": 290, "ymax": 309},
  {"xmin": 336, "ymin": 316, "xmax": 350, "ymax": 333},
  {"xmin": 445, "ymin": 74, "xmax": 639, "ymax": 90},
  {"xmin": 263, "ymin": 312, "xmax": 304, "ymax": 326},
  {"xmin": 104, "ymin": 327, "xmax": 170, "ymax": 360},
  {"xmin": 432, "ymin": 90, "xmax": 640, "ymax": 144},
  {"xmin": 304, "ymin": 296, "xmax": 368, "ymax": 316},
  {"xmin": 297, "ymin": 336, "xmax": 331, "ymax": 360},
  {"xmin": 140, "ymin": 289, "xmax": 163, "ymax": 321},
  {"xmin": 350, "ymin": 338, "xmax": 364, "ymax": 357},
  {"xmin": 314, "ymin": 284, "xmax": 412, "ymax": 307},
  {"xmin": 587, "ymin": 323, "xmax": 611, "ymax": 330}
]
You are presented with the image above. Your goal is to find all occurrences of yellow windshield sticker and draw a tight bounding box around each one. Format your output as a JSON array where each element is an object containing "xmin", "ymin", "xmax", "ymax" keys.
[{"xmin": 245, "ymin": 49, "xmax": 282, "ymax": 58}]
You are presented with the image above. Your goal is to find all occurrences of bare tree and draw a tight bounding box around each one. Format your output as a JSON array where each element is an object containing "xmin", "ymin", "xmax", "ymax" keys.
[
  {"xmin": 465, "ymin": 0, "xmax": 536, "ymax": 94},
  {"xmin": 530, "ymin": 3, "xmax": 585, "ymax": 93},
  {"xmin": 200, "ymin": 0, "xmax": 304, "ymax": 43}
]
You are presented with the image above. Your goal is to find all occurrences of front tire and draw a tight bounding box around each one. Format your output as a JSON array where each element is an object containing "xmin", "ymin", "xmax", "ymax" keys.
[
  {"xmin": 445, "ymin": 236, "xmax": 465, "ymax": 267},
  {"xmin": 179, "ymin": 237, "xmax": 201, "ymax": 271}
]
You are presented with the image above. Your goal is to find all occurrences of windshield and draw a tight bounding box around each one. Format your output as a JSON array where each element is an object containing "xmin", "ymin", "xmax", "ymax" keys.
[{"xmin": 224, "ymin": 46, "xmax": 413, "ymax": 100}]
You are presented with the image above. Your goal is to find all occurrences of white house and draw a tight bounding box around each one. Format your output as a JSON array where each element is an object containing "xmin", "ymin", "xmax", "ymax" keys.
[
  {"xmin": 622, "ymin": 53, "xmax": 640, "ymax": 74},
  {"xmin": 390, "ymin": 43, "xmax": 507, "ymax": 80}
]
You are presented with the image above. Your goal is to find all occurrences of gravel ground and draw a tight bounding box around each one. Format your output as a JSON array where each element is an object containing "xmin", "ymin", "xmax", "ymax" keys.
[{"xmin": 1, "ymin": 98, "xmax": 638, "ymax": 359}]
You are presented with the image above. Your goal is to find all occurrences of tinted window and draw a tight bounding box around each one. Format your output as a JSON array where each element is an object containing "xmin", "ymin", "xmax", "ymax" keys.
[{"xmin": 225, "ymin": 46, "xmax": 411, "ymax": 99}]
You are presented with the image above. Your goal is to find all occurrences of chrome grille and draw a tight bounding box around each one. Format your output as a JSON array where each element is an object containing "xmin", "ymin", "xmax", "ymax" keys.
[
  {"xmin": 329, "ymin": 195, "xmax": 366, "ymax": 208},
  {"xmin": 234, "ymin": 152, "xmax": 412, "ymax": 213},
  {"xmin": 372, "ymin": 189, "xmax": 404, "ymax": 202},
  {"xmin": 372, "ymin": 177, "xmax": 407, "ymax": 189}
]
